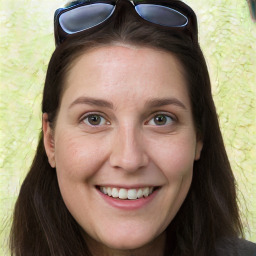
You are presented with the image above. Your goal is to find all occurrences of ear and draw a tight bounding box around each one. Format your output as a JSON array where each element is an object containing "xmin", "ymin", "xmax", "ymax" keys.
[
  {"xmin": 42, "ymin": 113, "xmax": 56, "ymax": 168},
  {"xmin": 195, "ymin": 139, "xmax": 203, "ymax": 161}
]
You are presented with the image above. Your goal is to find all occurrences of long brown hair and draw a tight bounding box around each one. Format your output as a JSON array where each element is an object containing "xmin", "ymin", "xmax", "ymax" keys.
[{"xmin": 10, "ymin": 1, "xmax": 243, "ymax": 255}]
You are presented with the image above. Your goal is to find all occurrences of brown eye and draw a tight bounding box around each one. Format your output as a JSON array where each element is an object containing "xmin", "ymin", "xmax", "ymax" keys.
[
  {"xmin": 154, "ymin": 115, "xmax": 167, "ymax": 125},
  {"xmin": 148, "ymin": 114, "xmax": 174, "ymax": 126},
  {"xmin": 83, "ymin": 114, "xmax": 108, "ymax": 126}
]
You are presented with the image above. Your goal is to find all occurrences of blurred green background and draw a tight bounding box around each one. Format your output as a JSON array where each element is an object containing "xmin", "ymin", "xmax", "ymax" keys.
[{"xmin": 0, "ymin": 0, "xmax": 255, "ymax": 255}]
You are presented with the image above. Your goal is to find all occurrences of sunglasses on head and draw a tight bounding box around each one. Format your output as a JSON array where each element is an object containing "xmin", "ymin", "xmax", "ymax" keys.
[{"xmin": 54, "ymin": 0, "xmax": 197, "ymax": 46}]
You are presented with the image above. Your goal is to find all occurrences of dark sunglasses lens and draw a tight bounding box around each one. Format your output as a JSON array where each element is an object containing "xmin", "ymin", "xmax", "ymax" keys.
[
  {"xmin": 59, "ymin": 3, "xmax": 115, "ymax": 34},
  {"xmin": 135, "ymin": 4, "xmax": 188, "ymax": 27}
]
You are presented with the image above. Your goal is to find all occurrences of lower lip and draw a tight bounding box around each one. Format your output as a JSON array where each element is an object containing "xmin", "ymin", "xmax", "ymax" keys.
[{"xmin": 97, "ymin": 188, "xmax": 159, "ymax": 210}]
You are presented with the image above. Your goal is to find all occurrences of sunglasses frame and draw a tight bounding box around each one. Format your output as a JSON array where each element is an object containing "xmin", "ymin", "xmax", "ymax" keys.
[{"xmin": 54, "ymin": 0, "xmax": 198, "ymax": 46}]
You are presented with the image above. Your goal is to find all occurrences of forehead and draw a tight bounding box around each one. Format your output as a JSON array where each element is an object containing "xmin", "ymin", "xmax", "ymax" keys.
[{"xmin": 62, "ymin": 44, "xmax": 190, "ymax": 108}]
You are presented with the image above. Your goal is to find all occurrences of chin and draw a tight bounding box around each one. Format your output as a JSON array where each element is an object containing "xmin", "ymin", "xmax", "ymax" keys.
[
  {"xmin": 107, "ymin": 239, "xmax": 146, "ymax": 250},
  {"xmin": 98, "ymin": 230, "xmax": 160, "ymax": 251}
]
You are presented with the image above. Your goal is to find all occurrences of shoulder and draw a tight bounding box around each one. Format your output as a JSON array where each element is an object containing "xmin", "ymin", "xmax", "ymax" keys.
[
  {"xmin": 215, "ymin": 237, "xmax": 256, "ymax": 256},
  {"xmin": 235, "ymin": 239, "xmax": 256, "ymax": 256}
]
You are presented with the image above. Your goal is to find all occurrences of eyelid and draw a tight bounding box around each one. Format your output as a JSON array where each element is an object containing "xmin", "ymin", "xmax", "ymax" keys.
[
  {"xmin": 146, "ymin": 112, "xmax": 177, "ymax": 126},
  {"xmin": 80, "ymin": 112, "xmax": 110, "ymax": 126}
]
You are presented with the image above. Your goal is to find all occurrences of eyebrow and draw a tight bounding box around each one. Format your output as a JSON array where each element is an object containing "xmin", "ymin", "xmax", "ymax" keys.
[
  {"xmin": 69, "ymin": 97, "xmax": 114, "ymax": 109},
  {"xmin": 145, "ymin": 98, "xmax": 187, "ymax": 110},
  {"xmin": 68, "ymin": 96, "xmax": 186, "ymax": 110}
]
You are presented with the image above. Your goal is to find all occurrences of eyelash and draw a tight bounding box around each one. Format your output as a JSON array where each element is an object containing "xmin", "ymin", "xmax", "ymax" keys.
[
  {"xmin": 147, "ymin": 113, "xmax": 176, "ymax": 126},
  {"xmin": 81, "ymin": 113, "xmax": 110, "ymax": 127},
  {"xmin": 80, "ymin": 112, "xmax": 176, "ymax": 127}
]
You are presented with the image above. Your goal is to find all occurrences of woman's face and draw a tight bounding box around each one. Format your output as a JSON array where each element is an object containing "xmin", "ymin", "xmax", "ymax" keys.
[{"xmin": 43, "ymin": 45, "xmax": 202, "ymax": 253}]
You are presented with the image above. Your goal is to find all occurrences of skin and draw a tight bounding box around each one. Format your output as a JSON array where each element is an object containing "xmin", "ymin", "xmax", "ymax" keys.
[{"xmin": 43, "ymin": 44, "xmax": 203, "ymax": 256}]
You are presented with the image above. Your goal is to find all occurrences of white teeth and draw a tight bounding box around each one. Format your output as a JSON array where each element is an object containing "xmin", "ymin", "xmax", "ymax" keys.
[
  {"xmin": 143, "ymin": 187, "xmax": 149, "ymax": 197},
  {"xmin": 112, "ymin": 188, "xmax": 119, "ymax": 198},
  {"xmin": 100, "ymin": 187, "xmax": 108, "ymax": 194},
  {"xmin": 107, "ymin": 187, "xmax": 112, "ymax": 196},
  {"xmin": 127, "ymin": 189, "xmax": 137, "ymax": 200},
  {"xmin": 99, "ymin": 186, "xmax": 155, "ymax": 200},
  {"xmin": 119, "ymin": 188, "xmax": 128, "ymax": 199},
  {"xmin": 137, "ymin": 189, "xmax": 143, "ymax": 198},
  {"xmin": 102, "ymin": 187, "xmax": 107, "ymax": 195}
]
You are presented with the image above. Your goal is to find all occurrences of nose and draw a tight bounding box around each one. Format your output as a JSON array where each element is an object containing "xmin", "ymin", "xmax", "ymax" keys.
[{"xmin": 109, "ymin": 125, "xmax": 149, "ymax": 172}]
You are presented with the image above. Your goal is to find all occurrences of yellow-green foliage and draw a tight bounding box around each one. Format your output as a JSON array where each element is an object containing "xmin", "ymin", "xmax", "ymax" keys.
[
  {"xmin": 186, "ymin": 0, "xmax": 256, "ymax": 241},
  {"xmin": 0, "ymin": 0, "xmax": 255, "ymax": 254}
]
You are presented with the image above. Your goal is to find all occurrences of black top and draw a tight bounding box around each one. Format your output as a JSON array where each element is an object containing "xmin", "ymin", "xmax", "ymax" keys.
[{"xmin": 215, "ymin": 238, "xmax": 256, "ymax": 256}]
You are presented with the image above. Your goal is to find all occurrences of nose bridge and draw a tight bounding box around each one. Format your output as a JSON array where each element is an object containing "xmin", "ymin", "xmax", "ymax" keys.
[{"xmin": 109, "ymin": 123, "xmax": 148, "ymax": 172}]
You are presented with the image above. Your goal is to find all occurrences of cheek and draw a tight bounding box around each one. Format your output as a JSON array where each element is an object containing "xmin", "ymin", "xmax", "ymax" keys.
[
  {"xmin": 152, "ymin": 136, "xmax": 195, "ymax": 226},
  {"xmin": 146, "ymin": 133, "xmax": 195, "ymax": 220},
  {"xmin": 54, "ymin": 130, "xmax": 108, "ymax": 182},
  {"xmin": 148, "ymin": 133, "xmax": 197, "ymax": 178}
]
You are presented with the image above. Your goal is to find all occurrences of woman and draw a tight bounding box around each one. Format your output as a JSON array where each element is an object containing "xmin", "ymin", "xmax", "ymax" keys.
[{"xmin": 9, "ymin": 0, "xmax": 256, "ymax": 255}]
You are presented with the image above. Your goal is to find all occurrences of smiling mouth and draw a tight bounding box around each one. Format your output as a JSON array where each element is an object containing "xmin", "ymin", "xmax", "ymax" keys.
[{"xmin": 96, "ymin": 186, "xmax": 159, "ymax": 200}]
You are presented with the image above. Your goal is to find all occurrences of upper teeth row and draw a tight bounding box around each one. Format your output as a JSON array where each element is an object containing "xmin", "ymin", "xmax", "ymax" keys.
[{"xmin": 100, "ymin": 187, "xmax": 154, "ymax": 200}]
